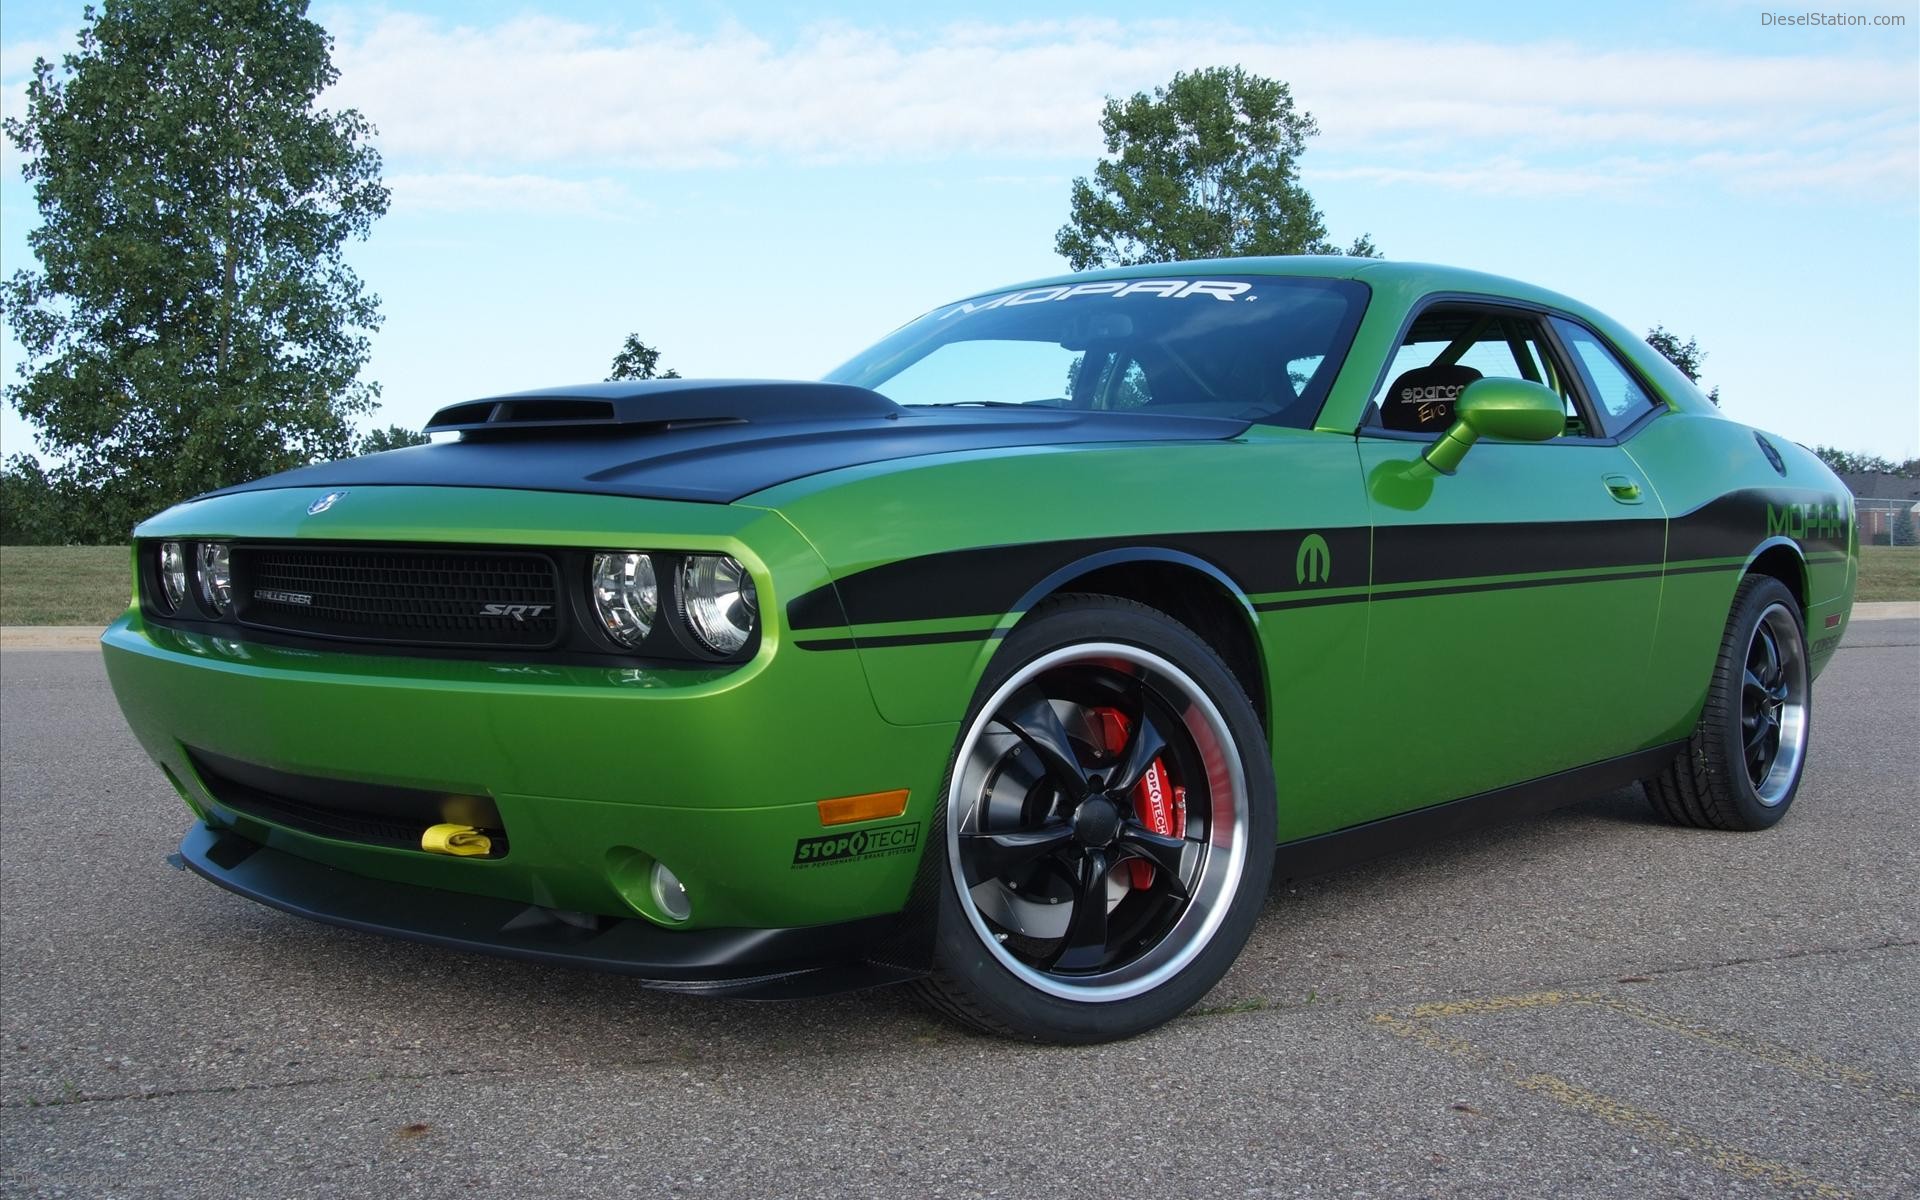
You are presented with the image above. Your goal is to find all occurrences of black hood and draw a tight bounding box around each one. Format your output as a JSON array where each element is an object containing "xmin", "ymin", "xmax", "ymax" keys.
[{"xmin": 208, "ymin": 380, "xmax": 1252, "ymax": 504}]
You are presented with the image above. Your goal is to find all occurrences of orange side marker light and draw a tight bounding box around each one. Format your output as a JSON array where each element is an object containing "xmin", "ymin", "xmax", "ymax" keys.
[{"xmin": 817, "ymin": 790, "xmax": 910, "ymax": 826}]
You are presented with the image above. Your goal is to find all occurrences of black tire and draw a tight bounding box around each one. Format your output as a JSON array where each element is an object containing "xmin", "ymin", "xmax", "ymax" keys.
[
  {"xmin": 1644, "ymin": 574, "xmax": 1811, "ymax": 831},
  {"xmin": 912, "ymin": 594, "xmax": 1276, "ymax": 1043}
]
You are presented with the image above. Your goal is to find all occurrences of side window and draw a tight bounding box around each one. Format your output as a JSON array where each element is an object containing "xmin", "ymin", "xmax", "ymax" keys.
[
  {"xmin": 1370, "ymin": 306, "xmax": 1588, "ymax": 436},
  {"xmin": 1550, "ymin": 318, "xmax": 1659, "ymax": 431}
]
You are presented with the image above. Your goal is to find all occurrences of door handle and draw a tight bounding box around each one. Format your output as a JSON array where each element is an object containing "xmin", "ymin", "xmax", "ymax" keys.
[{"xmin": 1604, "ymin": 474, "xmax": 1643, "ymax": 504}]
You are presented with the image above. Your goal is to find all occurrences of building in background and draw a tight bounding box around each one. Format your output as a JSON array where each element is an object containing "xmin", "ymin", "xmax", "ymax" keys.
[{"xmin": 1839, "ymin": 472, "xmax": 1920, "ymax": 546}]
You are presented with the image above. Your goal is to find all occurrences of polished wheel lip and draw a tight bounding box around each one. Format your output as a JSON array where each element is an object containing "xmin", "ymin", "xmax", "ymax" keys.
[
  {"xmin": 947, "ymin": 641, "xmax": 1249, "ymax": 1003},
  {"xmin": 1744, "ymin": 601, "xmax": 1809, "ymax": 807}
]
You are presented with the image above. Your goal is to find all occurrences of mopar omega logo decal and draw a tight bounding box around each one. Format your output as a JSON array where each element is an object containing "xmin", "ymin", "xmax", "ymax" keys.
[
  {"xmin": 792, "ymin": 822, "xmax": 920, "ymax": 868},
  {"xmin": 1295, "ymin": 533, "xmax": 1332, "ymax": 586}
]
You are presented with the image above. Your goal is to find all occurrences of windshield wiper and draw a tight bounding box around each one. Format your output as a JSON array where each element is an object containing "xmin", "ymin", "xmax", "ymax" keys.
[{"xmin": 913, "ymin": 400, "xmax": 1063, "ymax": 409}]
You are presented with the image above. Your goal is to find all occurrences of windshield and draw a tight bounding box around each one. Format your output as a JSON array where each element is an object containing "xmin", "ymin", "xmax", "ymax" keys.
[{"xmin": 824, "ymin": 275, "xmax": 1369, "ymax": 427}]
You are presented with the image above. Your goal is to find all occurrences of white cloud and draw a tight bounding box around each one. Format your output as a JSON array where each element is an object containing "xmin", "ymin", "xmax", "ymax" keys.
[
  {"xmin": 3, "ymin": 13, "xmax": 1911, "ymax": 207},
  {"xmin": 1308, "ymin": 158, "xmax": 1676, "ymax": 200},
  {"xmin": 319, "ymin": 14, "xmax": 1918, "ymax": 201},
  {"xmin": 386, "ymin": 171, "xmax": 639, "ymax": 217}
]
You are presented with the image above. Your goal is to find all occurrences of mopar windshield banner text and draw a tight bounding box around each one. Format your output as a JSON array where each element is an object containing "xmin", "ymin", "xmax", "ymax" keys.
[
  {"xmin": 939, "ymin": 279, "xmax": 1253, "ymax": 319},
  {"xmin": 792, "ymin": 822, "xmax": 920, "ymax": 868}
]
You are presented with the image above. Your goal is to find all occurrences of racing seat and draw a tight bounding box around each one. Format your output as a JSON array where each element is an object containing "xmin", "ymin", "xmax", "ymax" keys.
[{"xmin": 1380, "ymin": 364, "xmax": 1482, "ymax": 432}]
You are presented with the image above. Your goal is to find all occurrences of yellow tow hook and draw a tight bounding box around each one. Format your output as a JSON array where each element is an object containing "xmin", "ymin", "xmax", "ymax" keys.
[{"xmin": 420, "ymin": 823, "xmax": 492, "ymax": 857}]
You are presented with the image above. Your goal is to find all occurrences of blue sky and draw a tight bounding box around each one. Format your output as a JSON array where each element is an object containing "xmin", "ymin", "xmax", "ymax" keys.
[{"xmin": 2, "ymin": 0, "xmax": 1916, "ymax": 459}]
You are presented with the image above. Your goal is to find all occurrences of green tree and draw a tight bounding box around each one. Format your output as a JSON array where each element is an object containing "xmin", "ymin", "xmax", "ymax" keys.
[
  {"xmin": 354, "ymin": 423, "xmax": 428, "ymax": 455},
  {"xmin": 1811, "ymin": 446, "xmax": 1906, "ymax": 476},
  {"xmin": 1, "ymin": 0, "xmax": 389, "ymax": 541},
  {"xmin": 1055, "ymin": 66, "xmax": 1378, "ymax": 271},
  {"xmin": 1893, "ymin": 505, "xmax": 1916, "ymax": 547},
  {"xmin": 608, "ymin": 334, "xmax": 680, "ymax": 382},
  {"xmin": 0, "ymin": 455, "xmax": 70, "ymax": 544},
  {"xmin": 1644, "ymin": 325, "xmax": 1720, "ymax": 406}
]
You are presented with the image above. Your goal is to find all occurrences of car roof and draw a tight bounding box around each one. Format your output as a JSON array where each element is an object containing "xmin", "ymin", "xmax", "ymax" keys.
[{"xmin": 977, "ymin": 256, "xmax": 1597, "ymax": 318}]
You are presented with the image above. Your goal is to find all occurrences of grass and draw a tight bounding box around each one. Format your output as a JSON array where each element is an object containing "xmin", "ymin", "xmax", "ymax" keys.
[
  {"xmin": 1, "ymin": 546, "xmax": 132, "ymax": 626},
  {"xmin": 1857, "ymin": 545, "xmax": 1919, "ymax": 603},
  {"xmin": 0, "ymin": 542, "xmax": 1913, "ymax": 626}
]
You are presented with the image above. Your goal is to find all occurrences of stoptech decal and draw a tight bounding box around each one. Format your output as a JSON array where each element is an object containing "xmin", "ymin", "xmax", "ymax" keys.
[
  {"xmin": 792, "ymin": 822, "xmax": 920, "ymax": 868},
  {"xmin": 938, "ymin": 279, "xmax": 1252, "ymax": 320}
]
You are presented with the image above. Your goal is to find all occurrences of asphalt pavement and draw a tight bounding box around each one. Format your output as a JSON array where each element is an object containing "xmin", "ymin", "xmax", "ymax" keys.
[{"xmin": 1, "ymin": 619, "xmax": 1915, "ymax": 1199}]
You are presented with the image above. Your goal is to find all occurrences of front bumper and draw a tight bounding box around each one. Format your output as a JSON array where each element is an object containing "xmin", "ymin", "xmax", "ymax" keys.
[
  {"xmin": 104, "ymin": 609, "xmax": 955, "ymax": 929},
  {"xmin": 174, "ymin": 822, "xmax": 918, "ymax": 998}
]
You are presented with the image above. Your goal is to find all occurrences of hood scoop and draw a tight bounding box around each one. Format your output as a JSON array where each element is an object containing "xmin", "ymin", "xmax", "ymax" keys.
[{"xmin": 425, "ymin": 379, "xmax": 901, "ymax": 437}]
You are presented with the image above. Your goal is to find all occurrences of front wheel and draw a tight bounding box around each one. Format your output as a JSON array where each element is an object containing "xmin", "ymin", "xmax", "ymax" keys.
[
  {"xmin": 1645, "ymin": 574, "xmax": 1811, "ymax": 831},
  {"xmin": 913, "ymin": 595, "xmax": 1276, "ymax": 1043}
]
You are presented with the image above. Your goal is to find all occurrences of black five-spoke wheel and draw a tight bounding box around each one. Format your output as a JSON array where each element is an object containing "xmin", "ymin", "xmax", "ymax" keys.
[
  {"xmin": 1644, "ymin": 574, "xmax": 1810, "ymax": 831},
  {"xmin": 917, "ymin": 596, "xmax": 1274, "ymax": 1043},
  {"xmin": 1740, "ymin": 603, "xmax": 1806, "ymax": 802}
]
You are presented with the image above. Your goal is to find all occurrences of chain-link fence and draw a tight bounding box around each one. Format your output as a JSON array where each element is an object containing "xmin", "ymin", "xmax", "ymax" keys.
[{"xmin": 1857, "ymin": 498, "xmax": 1919, "ymax": 546}]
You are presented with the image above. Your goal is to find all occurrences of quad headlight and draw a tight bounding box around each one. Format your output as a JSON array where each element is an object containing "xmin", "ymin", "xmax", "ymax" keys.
[
  {"xmin": 195, "ymin": 542, "xmax": 233, "ymax": 615},
  {"xmin": 680, "ymin": 554, "xmax": 758, "ymax": 655},
  {"xmin": 158, "ymin": 542, "xmax": 189, "ymax": 612},
  {"xmin": 590, "ymin": 552, "xmax": 658, "ymax": 647}
]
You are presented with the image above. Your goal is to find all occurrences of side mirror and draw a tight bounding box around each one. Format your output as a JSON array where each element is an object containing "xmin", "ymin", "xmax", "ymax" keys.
[{"xmin": 1422, "ymin": 377, "xmax": 1566, "ymax": 474}]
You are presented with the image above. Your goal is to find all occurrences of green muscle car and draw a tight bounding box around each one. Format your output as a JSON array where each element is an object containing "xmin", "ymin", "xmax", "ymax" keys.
[{"xmin": 102, "ymin": 257, "xmax": 1856, "ymax": 1043}]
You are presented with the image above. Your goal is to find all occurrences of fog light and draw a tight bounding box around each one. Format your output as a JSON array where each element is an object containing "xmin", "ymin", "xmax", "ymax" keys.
[
  {"xmin": 650, "ymin": 860, "xmax": 691, "ymax": 922},
  {"xmin": 158, "ymin": 542, "xmax": 188, "ymax": 611}
]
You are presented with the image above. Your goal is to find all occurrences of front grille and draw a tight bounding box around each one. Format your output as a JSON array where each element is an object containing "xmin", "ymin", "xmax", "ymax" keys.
[{"xmin": 233, "ymin": 544, "xmax": 562, "ymax": 648}]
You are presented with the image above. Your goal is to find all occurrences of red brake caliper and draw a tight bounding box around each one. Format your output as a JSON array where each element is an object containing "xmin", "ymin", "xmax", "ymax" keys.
[{"xmin": 1092, "ymin": 708, "xmax": 1186, "ymax": 890}]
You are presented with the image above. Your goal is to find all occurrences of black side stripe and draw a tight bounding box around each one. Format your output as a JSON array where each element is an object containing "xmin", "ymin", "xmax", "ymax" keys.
[
  {"xmin": 789, "ymin": 487, "xmax": 1848, "ymax": 647},
  {"xmin": 793, "ymin": 628, "xmax": 1007, "ymax": 652},
  {"xmin": 787, "ymin": 528, "xmax": 1367, "ymax": 632},
  {"xmin": 804, "ymin": 556, "xmax": 1812, "ymax": 648},
  {"xmin": 1258, "ymin": 568, "xmax": 1667, "ymax": 612}
]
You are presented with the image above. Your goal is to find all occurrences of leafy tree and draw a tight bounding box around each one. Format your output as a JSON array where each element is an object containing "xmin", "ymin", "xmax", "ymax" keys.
[
  {"xmin": 608, "ymin": 335, "xmax": 680, "ymax": 382},
  {"xmin": 0, "ymin": 454, "xmax": 71, "ymax": 544},
  {"xmin": 1811, "ymin": 446, "xmax": 1913, "ymax": 477},
  {"xmin": 0, "ymin": 0, "xmax": 389, "ymax": 542},
  {"xmin": 1893, "ymin": 505, "xmax": 1916, "ymax": 547},
  {"xmin": 354, "ymin": 423, "xmax": 428, "ymax": 455},
  {"xmin": 1056, "ymin": 66, "xmax": 1378, "ymax": 271},
  {"xmin": 1644, "ymin": 326, "xmax": 1720, "ymax": 407}
]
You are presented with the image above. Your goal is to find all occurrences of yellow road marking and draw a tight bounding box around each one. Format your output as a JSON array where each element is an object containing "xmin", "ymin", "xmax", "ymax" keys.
[
  {"xmin": 1513, "ymin": 1072, "xmax": 1851, "ymax": 1200},
  {"xmin": 1397, "ymin": 988, "xmax": 1916, "ymax": 1107},
  {"xmin": 1370, "ymin": 988, "xmax": 1893, "ymax": 1200},
  {"xmin": 1589, "ymin": 993, "xmax": 1920, "ymax": 1109}
]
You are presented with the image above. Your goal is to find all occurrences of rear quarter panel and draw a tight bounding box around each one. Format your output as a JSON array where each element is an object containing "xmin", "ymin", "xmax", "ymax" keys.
[{"xmin": 1623, "ymin": 413, "xmax": 1855, "ymax": 743}]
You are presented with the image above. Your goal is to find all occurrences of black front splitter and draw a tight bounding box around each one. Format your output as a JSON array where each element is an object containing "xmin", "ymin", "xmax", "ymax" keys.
[{"xmin": 173, "ymin": 822, "xmax": 919, "ymax": 999}]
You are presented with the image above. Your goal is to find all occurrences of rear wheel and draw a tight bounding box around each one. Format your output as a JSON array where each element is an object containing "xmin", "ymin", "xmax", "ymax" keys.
[
  {"xmin": 1645, "ymin": 575, "xmax": 1810, "ymax": 831},
  {"xmin": 913, "ymin": 595, "xmax": 1275, "ymax": 1043}
]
